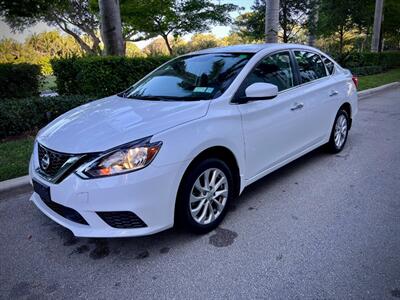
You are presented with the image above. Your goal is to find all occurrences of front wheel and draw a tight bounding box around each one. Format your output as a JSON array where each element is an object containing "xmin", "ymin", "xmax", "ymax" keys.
[
  {"xmin": 328, "ymin": 109, "xmax": 350, "ymax": 153},
  {"xmin": 176, "ymin": 158, "xmax": 234, "ymax": 234}
]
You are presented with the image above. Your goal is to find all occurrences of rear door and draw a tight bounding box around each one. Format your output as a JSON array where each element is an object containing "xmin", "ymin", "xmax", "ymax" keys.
[{"xmin": 291, "ymin": 50, "xmax": 338, "ymax": 145}]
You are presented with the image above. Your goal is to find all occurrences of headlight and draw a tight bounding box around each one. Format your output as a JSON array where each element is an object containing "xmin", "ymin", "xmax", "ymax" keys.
[{"xmin": 78, "ymin": 137, "xmax": 162, "ymax": 178}]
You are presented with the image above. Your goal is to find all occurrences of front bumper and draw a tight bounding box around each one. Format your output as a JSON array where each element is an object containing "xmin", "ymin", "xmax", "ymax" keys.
[{"xmin": 29, "ymin": 147, "xmax": 185, "ymax": 238}]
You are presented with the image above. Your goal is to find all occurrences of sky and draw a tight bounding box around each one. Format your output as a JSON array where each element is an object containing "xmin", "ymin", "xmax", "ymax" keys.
[{"xmin": 0, "ymin": 0, "xmax": 253, "ymax": 47}]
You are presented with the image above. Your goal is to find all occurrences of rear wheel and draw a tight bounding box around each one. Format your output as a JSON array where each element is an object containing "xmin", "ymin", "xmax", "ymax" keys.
[
  {"xmin": 176, "ymin": 158, "xmax": 233, "ymax": 234},
  {"xmin": 328, "ymin": 109, "xmax": 350, "ymax": 153}
]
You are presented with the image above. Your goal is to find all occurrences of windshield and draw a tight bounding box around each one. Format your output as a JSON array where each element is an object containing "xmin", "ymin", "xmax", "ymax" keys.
[{"xmin": 121, "ymin": 53, "xmax": 253, "ymax": 101}]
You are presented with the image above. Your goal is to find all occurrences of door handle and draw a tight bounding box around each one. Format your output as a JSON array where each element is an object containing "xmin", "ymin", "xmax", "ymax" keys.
[
  {"xmin": 329, "ymin": 90, "xmax": 339, "ymax": 97},
  {"xmin": 290, "ymin": 102, "xmax": 304, "ymax": 111}
]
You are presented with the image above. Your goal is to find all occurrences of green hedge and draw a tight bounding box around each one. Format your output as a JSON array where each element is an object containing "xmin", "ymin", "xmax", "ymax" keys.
[
  {"xmin": 0, "ymin": 63, "xmax": 41, "ymax": 98},
  {"xmin": 342, "ymin": 51, "xmax": 400, "ymax": 73},
  {"xmin": 0, "ymin": 95, "xmax": 92, "ymax": 139},
  {"xmin": 51, "ymin": 52, "xmax": 400, "ymax": 97},
  {"xmin": 51, "ymin": 56, "xmax": 171, "ymax": 97},
  {"xmin": 349, "ymin": 65, "xmax": 388, "ymax": 76}
]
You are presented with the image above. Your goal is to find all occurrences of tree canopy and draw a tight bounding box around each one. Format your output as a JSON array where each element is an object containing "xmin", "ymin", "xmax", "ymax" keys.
[
  {"xmin": 119, "ymin": 0, "xmax": 238, "ymax": 54},
  {"xmin": 0, "ymin": 0, "xmax": 101, "ymax": 55},
  {"xmin": 1, "ymin": 0, "xmax": 399, "ymax": 57},
  {"xmin": 317, "ymin": 0, "xmax": 399, "ymax": 55},
  {"xmin": 0, "ymin": 31, "xmax": 82, "ymax": 74},
  {"xmin": 234, "ymin": 0, "xmax": 311, "ymax": 43},
  {"xmin": 233, "ymin": 0, "xmax": 399, "ymax": 54}
]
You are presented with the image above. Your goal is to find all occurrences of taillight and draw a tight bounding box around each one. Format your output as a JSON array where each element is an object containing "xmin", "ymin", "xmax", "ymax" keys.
[{"xmin": 352, "ymin": 75, "xmax": 359, "ymax": 89}]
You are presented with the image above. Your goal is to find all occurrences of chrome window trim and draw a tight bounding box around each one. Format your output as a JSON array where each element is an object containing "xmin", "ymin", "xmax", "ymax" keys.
[
  {"xmin": 229, "ymin": 47, "xmax": 340, "ymax": 103},
  {"xmin": 278, "ymin": 49, "xmax": 338, "ymax": 95},
  {"xmin": 230, "ymin": 49, "xmax": 297, "ymax": 103}
]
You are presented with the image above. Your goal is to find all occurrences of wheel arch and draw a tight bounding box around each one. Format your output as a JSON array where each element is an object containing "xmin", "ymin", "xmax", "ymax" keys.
[
  {"xmin": 339, "ymin": 102, "xmax": 352, "ymax": 129},
  {"xmin": 177, "ymin": 146, "xmax": 241, "ymax": 202}
]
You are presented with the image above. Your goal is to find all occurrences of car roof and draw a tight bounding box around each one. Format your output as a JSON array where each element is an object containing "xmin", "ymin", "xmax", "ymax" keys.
[{"xmin": 190, "ymin": 43, "xmax": 322, "ymax": 55}]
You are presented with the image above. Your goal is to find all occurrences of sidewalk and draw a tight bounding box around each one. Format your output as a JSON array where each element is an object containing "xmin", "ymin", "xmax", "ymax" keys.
[
  {"xmin": 0, "ymin": 175, "xmax": 31, "ymax": 199},
  {"xmin": 358, "ymin": 82, "xmax": 399, "ymax": 99}
]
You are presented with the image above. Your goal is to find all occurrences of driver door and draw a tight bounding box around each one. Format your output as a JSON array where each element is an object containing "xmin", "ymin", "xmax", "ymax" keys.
[{"xmin": 237, "ymin": 51, "xmax": 307, "ymax": 180}]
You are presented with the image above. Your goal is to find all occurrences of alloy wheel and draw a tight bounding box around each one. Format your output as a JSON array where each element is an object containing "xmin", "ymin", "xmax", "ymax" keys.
[
  {"xmin": 334, "ymin": 114, "xmax": 348, "ymax": 149},
  {"xmin": 189, "ymin": 168, "xmax": 229, "ymax": 225}
]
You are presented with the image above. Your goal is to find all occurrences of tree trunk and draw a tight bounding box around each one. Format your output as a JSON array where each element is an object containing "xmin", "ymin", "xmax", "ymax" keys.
[
  {"xmin": 54, "ymin": 19, "xmax": 101, "ymax": 55},
  {"xmin": 339, "ymin": 26, "xmax": 344, "ymax": 59},
  {"xmin": 265, "ymin": 0, "xmax": 280, "ymax": 43},
  {"xmin": 371, "ymin": 0, "xmax": 384, "ymax": 52},
  {"xmin": 378, "ymin": 13, "xmax": 384, "ymax": 52},
  {"xmin": 281, "ymin": 0, "xmax": 288, "ymax": 43},
  {"xmin": 283, "ymin": 28, "xmax": 288, "ymax": 43},
  {"xmin": 162, "ymin": 34, "xmax": 173, "ymax": 55},
  {"xmin": 308, "ymin": 0, "xmax": 319, "ymax": 47},
  {"xmin": 98, "ymin": 0, "xmax": 124, "ymax": 56}
]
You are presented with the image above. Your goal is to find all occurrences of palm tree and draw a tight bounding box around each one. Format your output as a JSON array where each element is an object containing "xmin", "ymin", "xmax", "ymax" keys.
[
  {"xmin": 265, "ymin": 0, "xmax": 280, "ymax": 43},
  {"xmin": 371, "ymin": 0, "xmax": 384, "ymax": 52},
  {"xmin": 98, "ymin": 0, "xmax": 124, "ymax": 55},
  {"xmin": 308, "ymin": 0, "xmax": 319, "ymax": 47}
]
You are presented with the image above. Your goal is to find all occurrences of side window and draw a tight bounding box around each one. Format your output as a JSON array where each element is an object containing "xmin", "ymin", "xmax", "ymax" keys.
[
  {"xmin": 321, "ymin": 55, "xmax": 335, "ymax": 75},
  {"xmin": 294, "ymin": 51, "xmax": 327, "ymax": 83},
  {"xmin": 240, "ymin": 52, "xmax": 295, "ymax": 96}
]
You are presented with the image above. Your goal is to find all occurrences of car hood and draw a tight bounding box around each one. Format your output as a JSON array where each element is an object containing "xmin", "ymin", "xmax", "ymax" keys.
[{"xmin": 37, "ymin": 95, "xmax": 210, "ymax": 153}]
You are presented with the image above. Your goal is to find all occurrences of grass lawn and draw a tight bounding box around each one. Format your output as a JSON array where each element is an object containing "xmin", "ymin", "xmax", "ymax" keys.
[
  {"xmin": 358, "ymin": 68, "xmax": 400, "ymax": 91},
  {"xmin": 0, "ymin": 136, "xmax": 35, "ymax": 181}
]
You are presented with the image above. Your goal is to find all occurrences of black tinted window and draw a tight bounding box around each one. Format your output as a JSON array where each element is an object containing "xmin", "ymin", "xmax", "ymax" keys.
[
  {"xmin": 123, "ymin": 53, "xmax": 253, "ymax": 101},
  {"xmin": 294, "ymin": 51, "xmax": 327, "ymax": 83},
  {"xmin": 322, "ymin": 55, "xmax": 335, "ymax": 75},
  {"xmin": 239, "ymin": 52, "xmax": 294, "ymax": 95}
]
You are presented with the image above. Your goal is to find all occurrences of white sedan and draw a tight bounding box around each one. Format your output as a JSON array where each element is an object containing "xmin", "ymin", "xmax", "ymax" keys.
[{"xmin": 29, "ymin": 43, "xmax": 358, "ymax": 237}]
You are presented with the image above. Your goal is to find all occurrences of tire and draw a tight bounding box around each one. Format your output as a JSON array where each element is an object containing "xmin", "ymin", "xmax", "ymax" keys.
[
  {"xmin": 175, "ymin": 158, "xmax": 234, "ymax": 234},
  {"xmin": 327, "ymin": 109, "xmax": 350, "ymax": 153}
]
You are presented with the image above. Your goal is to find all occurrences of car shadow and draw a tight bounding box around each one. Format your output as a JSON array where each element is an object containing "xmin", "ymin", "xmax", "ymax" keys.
[{"xmin": 236, "ymin": 146, "xmax": 329, "ymax": 206}]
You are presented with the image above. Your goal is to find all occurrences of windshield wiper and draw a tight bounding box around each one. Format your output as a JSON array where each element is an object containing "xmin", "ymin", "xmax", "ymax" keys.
[
  {"xmin": 125, "ymin": 94, "xmax": 211, "ymax": 101},
  {"xmin": 118, "ymin": 91, "xmax": 128, "ymax": 98},
  {"xmin": 126, "ymin": 95, "xmax": 166, "ymax": 101},
  {"xmin": 127, "ymin": 95, "xmax": 187, "ymax": 101}
]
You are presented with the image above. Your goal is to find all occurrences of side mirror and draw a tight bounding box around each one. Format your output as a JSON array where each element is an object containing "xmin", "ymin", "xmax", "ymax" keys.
[{"xmin": 239, "ymin": 82, "xmax": 278, "ymax": 103}]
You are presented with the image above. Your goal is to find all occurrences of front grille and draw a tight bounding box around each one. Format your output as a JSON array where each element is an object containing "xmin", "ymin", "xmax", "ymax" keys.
[
  {"xmin": 38, "ymin": 144, "xmax": 73, "ymax": 177},
  {"xmin": 42, "ymin": 198, "xmax": 88, "ymax": 225},
  {"xmin": 97, "ymin": 211, "xmax": 147, "ymax": 228}
]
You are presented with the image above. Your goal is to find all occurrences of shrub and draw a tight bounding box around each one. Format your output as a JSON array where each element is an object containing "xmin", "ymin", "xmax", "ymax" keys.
[
  {"xmin": 0, "ymin": 95, "xmax": 93, "ymax": 139},
  {"xmin": 349, "ymin": 65, "xmax": 388, "ymax": 76},
  {"xmin": 341, "ymin": 51, "xmax": 400, "ymax": 69},
  {"xmin": 0, "ymin": 63, "xmax": 41, "ymax": 98},
  {"xmin": 51, "ymin": 56, "xmax": 171, "ymax": 97}
]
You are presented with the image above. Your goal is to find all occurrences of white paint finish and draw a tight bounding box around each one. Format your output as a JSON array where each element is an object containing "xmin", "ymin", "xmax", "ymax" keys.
[
  {"xmin": 245, "ymin": 82, "xmax": 278, "ymax": 99},
  {"xmin": 29, "ymin": 44, "xmax": 358, "ymax": 237},
  {"xmin": 29, "ymin": 157, "xmax": 186, "ymax": 237},
  {"xmin": 37, "ymin": 96, "xmax": 209, "ymax": 153},
  {"xmin": 238, "ymin": 87, "xmax": 308, "ymax": 179}
]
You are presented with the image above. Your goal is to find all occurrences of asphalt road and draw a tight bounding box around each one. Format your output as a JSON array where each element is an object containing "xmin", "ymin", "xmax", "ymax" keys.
[{"xmin": 1, "ymin": 87, "xmax": 400, "ymax": 300}]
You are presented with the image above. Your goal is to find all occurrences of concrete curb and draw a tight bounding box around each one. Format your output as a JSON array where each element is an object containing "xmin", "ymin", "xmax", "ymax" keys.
[
  {"xmin": 0, "ymin": 81, "xmax": 399, "ymax": 197},
  {"xmin": 0, "ymin": 175, "xmax": 31, "ymax": 199},
  {"xmin": 358, "ymin": 82, "xmax": 400, "ymax": 99}
]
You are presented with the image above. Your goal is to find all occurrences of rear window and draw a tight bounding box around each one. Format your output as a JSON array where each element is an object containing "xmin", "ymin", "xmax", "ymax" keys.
[
  {"xmin": 294, "ymin": 51, "xmax": 327, "ymax": 83},
  {"xmin": 321, "ymin": 55, "xmax": 335, "ymax": 75}
]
